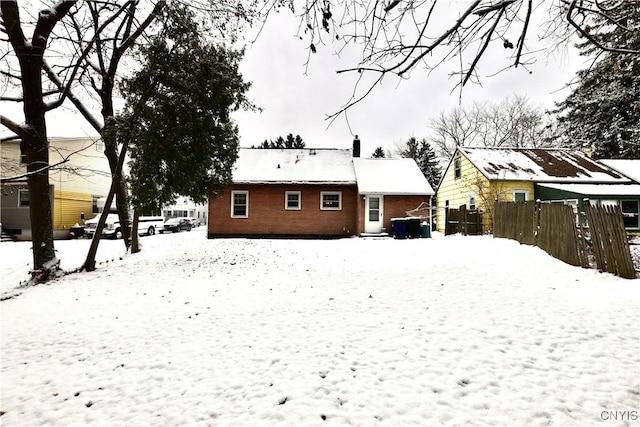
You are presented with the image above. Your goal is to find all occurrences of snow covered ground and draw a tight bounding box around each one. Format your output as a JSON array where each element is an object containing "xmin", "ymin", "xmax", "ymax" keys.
[{"xmin": 1, "ymin": 229, "xmax": 639, "ymax": 426}]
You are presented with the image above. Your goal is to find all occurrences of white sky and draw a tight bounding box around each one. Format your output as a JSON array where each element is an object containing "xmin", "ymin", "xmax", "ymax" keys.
[
  {"xmin": 232, "ymin": 8, "xmax": 587, "ymax": 156},
  {"xmin": 1, "ymin": 3, "xmax": 589, "ymax": 158}
]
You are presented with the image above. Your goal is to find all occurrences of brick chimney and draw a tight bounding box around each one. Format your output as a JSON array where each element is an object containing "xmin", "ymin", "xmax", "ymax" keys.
[{"xmin": 353, "ymin": 135, "xmax": 361, "ymax": 158}]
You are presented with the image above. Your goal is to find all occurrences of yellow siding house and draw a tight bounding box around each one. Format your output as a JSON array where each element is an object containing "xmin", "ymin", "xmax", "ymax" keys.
[
  {"xmin": 435, "ymin": 147, "xmax": 630, "ymax": 233},
  {"xmin": 1, "ymin": 137, "xmax": 111, "ymax": 240}
]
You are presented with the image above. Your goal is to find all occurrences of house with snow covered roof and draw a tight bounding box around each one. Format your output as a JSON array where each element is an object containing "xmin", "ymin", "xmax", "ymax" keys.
[
  {"xmin": 207, "ymin": 139, "xmax": 434, "ymax": 238},
  {"xmin": 435, "ymin": 147, "xmax": 637, "ymax": 233}
]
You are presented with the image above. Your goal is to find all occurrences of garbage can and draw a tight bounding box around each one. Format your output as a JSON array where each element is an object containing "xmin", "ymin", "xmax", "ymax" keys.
[
  {"xmin": 391, "ymin": 218, "xmax": 407, "ymax": 239},
  {"xmin": 406, "ymin": 218, "xmax": 421, "ymax": 238},
  {"xmin": 420, "ymin": 222, "xmax": 431, "ymax": 238}
]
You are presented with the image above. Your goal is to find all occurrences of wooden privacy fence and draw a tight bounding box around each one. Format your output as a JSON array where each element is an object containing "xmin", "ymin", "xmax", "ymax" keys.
[
  {"xmin": 494, "ymin": 201, "xmax": 636, "ymax": 279},
  {"xmin": 445, "ymin": 205, "xmax": 483, "ymax": 236},
  {"xmin": 584, "ymin": 202, "xmax": 636, "ymax": 279}
]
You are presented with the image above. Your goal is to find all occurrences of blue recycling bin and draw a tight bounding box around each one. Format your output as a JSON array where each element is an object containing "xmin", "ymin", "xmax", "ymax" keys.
[
  {"xmin": 391, "ymin": 218, "xmax": 407, "ymax": 239},
  {"xmin": 406, "ymin": 218, "xmax": 421, "ymax": 238}
]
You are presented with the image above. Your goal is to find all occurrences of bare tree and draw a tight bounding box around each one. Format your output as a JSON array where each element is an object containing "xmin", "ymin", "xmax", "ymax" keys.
[
  {"xmin": 0, "ymin": 0, "xmax": 257, "ymax": 278},
  {"xmin": 426, "ymin": 95, "xmax": 555, "ymax": 158},
  {"xmin": 292, "ymin": 0, "xmax": 639, "ymax": 118},
  {"xmin": 1, "ymin": 0, "xmax": 76, "ymax": 279}
]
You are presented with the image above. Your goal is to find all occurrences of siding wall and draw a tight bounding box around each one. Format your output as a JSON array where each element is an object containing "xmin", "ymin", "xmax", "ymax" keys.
[
  {"xmin": 208, "ymin": 184, "xmax": 358, "ymax": 237},
  {"xmin": 436, "ymin": 151, "xmax": 534, "ymax": 232},
  {"xmin": 54, "ymin": 190, "xmax": 93, "ymax": 230},
  {"xmin": 1, "ymin": 138, "xmax": 110, "ymax": 238}
]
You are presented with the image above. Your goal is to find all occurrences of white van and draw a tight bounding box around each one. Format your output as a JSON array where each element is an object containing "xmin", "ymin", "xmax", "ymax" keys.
[{"xmin": 85, "ymin": 214, "xmax": 164, "ymax": 239}]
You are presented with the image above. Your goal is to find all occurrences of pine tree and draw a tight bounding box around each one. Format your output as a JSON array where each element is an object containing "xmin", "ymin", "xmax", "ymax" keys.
[
  {"xmin": 553, "ymin": 2, "xmax": 640, "ymax": 159},
  {"xmin": 115, "ymin": 5, "xmax": 253, "ymax": 213},
  {"xmin": 253, "ymin": 134, "xmax": 306, "ymax": 149},
  {"xmin": 397, "ymin": 137, "xmax": 442, "ymax": 189},
  {"xmin": 372, "ymin": 147, "xmax": 386, "ymax": 158}
]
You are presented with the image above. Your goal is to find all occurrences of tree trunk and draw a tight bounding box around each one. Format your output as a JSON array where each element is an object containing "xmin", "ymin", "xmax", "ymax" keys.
[
  {"xmin": 101, "ymin": 128, "xmax": 132, "ymax": 248},
  {"xmin": 84, "ymin": 134, "xmax": 130, "ymax": 271},
  {"xmin": 2, "ymin": 0, "xmax": 76, "ymax": 278},
  {"xmin": 22, "ymin": 60, "xmax": 57, "ymax": 272},
  {"xmin": 131, "ymin": 210, "xmax": 141, "ymax": 254}
]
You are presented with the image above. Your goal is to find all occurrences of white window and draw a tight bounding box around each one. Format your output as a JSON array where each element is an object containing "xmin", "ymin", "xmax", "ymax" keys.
[
  {"xmin": 454, "ymin": 157, "xmax": 461, "ymax": 179},
  {"xmin": 320, "ymin": 191, "xmax": 342, "ymax": 210},
  {"xmin": 513, "ymin": 190, "xmax": 529, "ymax": 202},
  {"xmin": 231, "ymin": 191, "xmax": 248, "ymax": 218},
  {"xmin": 468, "ymin": 193, "xmax": 476, "ymax": 210},
  {"xmin": 285, "ymin": 191, "xmax": 301, "ymax": 210},
  {"xmin": 18, "ymin": 189, "xmax": 29, "ymax": 207},
  {"xmin": 19, "ymin": 151, "xmax": 27, "ymax": 165}
]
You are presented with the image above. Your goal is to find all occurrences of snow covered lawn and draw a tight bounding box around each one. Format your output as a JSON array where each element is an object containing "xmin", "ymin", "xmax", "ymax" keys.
[{"xmin": 1, "ymin": 230, "xmax": 639, "ymax": 426}]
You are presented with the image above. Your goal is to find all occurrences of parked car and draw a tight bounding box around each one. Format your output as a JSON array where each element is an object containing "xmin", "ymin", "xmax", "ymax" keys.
[
  {"xmin": 185, "ymin": 217, "xmax": 201, "ymax": 227},
  {"xmin": 160, "ymin": 218, "xmax": 192, "ymax": 233}
]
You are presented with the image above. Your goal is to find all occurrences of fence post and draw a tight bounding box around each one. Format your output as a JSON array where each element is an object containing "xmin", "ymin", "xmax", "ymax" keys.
[
  {"xmin": 534, "ymin": 200, "xmax": 541, "ymax": 247},
  {"xmin": 459, "ymin": 204, "xmax": 467, "ymax": 236}
]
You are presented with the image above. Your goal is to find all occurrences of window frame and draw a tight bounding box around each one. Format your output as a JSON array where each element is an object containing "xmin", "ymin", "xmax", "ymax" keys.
[
  {"xmin": 231, "ymin": 190, "xmax": 249, "ymax": 218},
  {"xmin": 621, "ymin": 199, "xmax": 639, "ymax": 229},
  {"xmin": 18, "ymin": 189, "xmax": 29, "ymax": 207},
  {"xmin": 285, "ymin": 191, "xmax": 301, "ymax": 210},
  {"xmin": 454, "ymin": 157, "xmax": 461, "ymax": 180},
  {"xmin": 320, "ymin": 191, "xmax": 342, "ymax": 211},
  {"xmin": 468, "ymin": 193, "xmax": 476, "ymax": 210},
  {"xmin": 513, "ymin": 190, "xmax": 529, "ymax": 202}
]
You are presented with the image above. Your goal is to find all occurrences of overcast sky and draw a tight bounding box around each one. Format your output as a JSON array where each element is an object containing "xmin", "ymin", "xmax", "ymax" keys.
[
  {"xmin": 1, "ymin": 3, "xmax": 589, "ymax": 158},
  {"xmin": 233, "ymin": 8, "xmax": 587, "ymax": 157}
]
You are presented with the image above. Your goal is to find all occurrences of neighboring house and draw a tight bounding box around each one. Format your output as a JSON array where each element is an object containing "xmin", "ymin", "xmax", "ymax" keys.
[
  {"xmin": 435, "ymin": 147, "xmax": 632, "ymax": 233},
  {"xmin": 536, "ymin": 158, "xmax": 640, "ymax": 233},
  {"xmin": 1, "ymin": 137, "xmax": 111, "ymax": 240},
  {"xmin": 207, "ymin": 141, "xmax": 434, "ymax": 238},
  {"xmin": 162, "ymin": 196, "xmax": 208, "ymax": 225}
]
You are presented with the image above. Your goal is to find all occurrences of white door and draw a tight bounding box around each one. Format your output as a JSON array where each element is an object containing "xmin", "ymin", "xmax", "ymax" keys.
[{"xmin": 364, "ymin": 195, "xmax": 384, "ymax": 234}]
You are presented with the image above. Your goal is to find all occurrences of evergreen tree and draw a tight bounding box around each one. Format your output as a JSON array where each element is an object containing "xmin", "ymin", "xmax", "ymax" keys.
[
  {"xmin": 115, "ymin": 5, "xmax": 253, "ymax": 213},
  {"xmin": 396, "ymin": 137, "xmax": 442, "ymax": 189},
  {"xmin": 552, "ymin": 2, "xmax": 640, "ymax": 159},
  {"xmin": 372, "ymin": 147, "xmax": 386, "ymax": 158},
  {"xmin": 253, "ymin": 134, "xmax": 306, "ymax": 148}
]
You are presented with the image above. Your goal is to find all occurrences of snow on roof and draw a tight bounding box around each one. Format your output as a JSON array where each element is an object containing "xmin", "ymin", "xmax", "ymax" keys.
[
  {"xmin": 459, "ymin": 147, "xmax": 629, "ymax": 183},
  {"xmin": 352, "ymin": 158, "xmax": 434, "ymax": 195},
  {"xmin": 599, "ymin": 159, "xmax": 640, "ymax": 184},
  {"xmin": 232, "ymin": 148, "xmax": 357, "ymax": 184},
  {"xmin": 536, "ymin": 183, "xmax": 640, "ymax": 197}
]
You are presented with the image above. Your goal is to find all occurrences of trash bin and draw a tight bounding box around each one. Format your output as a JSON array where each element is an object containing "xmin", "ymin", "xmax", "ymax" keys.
[
  {"xmin": 391, "ymin": 218, "xmax": 407, "ymax": 239},
  {"xmin": 420, "ymin": 222, "xmax": 431, "ymax": 238},
  {"xmin": 406, "ymin": 218, "xmax": 421, "ymax": 238}
]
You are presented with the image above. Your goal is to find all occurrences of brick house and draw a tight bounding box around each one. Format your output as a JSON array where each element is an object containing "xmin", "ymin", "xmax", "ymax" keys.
[{"xmin": 207, "ymin": 140, "xmax": 434, "ymax": 238}]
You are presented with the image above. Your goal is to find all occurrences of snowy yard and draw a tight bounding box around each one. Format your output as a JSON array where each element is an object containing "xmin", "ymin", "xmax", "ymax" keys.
[{"xmin": 1, "ymin": 230, "xmax": 639, "ymax": 426}]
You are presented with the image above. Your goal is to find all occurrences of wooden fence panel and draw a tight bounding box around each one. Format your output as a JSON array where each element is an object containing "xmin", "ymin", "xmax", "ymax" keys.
[
  {"xmin": 537, "ymin": 202, "xmax": 582, "ymax": 266},
  {"xmin": 445, "ymin": 206, "xmax": 483, "ymax": 236},
  {"xmin": 585, "ymin": 203, "xmax": 636, "ymax": 279},
  {"xmin": 493, "ymin": 200, "xmax": 637, "ymax": 275}
]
